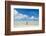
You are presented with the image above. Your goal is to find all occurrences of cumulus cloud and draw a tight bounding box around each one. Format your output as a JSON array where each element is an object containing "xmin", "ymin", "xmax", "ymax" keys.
[
  {"xmin": 14, "ymin": 10, "xmax": 28, "ymax": 19},
  {"xmin": 30, "ymin": 16, "xmax": 34, "ymax": 19},
  {"xmin": 29, "ymin": 16, "xmax": 38, "ymax": 19},
  {"xmin": 14, "ymin": 10, "xmax": 38, "ymax": 20},
  {"xmin": 14, "ymin": 10, "xmax": 18, "ymax": 15}
]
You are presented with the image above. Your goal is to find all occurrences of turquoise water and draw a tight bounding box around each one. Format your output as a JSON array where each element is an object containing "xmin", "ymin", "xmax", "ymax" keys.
[{"xmin": 15, "ymin": 18, "xmax": 39, "ymax": 21}]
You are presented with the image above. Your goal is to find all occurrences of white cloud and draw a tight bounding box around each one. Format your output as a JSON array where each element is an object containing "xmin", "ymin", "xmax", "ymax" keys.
[
  {"xmin": 14, "ymin": 10, "xmax": 18, "ymax": 15},
  {"xmin": 14, "ymin": 10, "xmax": 38, "ymax": 20},
  {"xmin": 29, "ymin": 16, "xmax": 38, "ymax": 19},
  {"xmin": 14, "ymin": 10, "xmax": 28, "ymax": 19},
  {"xmin": 29, "ymin": 16, "xmax": 35, "ymax": 19},
  {"xmin": 31, "ymin": 16, "xmax": 34, "ymax": 19}
]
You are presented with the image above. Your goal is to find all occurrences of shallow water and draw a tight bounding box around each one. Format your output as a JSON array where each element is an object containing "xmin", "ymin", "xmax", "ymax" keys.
[{"xmin": 14, "ymin": 20, "xmax": 39, "ymax": 28}]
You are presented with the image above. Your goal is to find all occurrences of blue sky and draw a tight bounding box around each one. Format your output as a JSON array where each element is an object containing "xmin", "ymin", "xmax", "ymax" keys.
[{"xmin": 14, "ymin": 8, "xmax": 39, "ymax": 18}]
